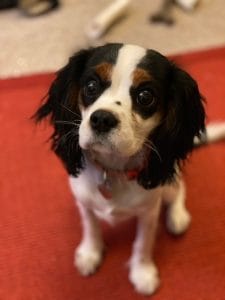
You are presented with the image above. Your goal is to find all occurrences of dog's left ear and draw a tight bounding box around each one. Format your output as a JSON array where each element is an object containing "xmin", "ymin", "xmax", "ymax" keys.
[
  {"xmin": 138, "ymin": 63, "xmax": 206, "ymax": 189},
  {"xmin": 163, "ymin": 64, "xmax": 206, "ymax": 159}
]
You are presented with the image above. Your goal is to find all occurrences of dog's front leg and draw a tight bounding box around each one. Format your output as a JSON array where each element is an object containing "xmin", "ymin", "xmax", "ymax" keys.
[
  {"xmin": 129, "ymin": 197, "xmax": 162, "ymax": 295},
  {"xmin": 75, "ymin": 202, "xmax": 104, "ymax": 276}
]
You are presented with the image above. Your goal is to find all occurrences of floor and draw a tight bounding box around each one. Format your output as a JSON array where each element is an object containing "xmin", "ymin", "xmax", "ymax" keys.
[{"xmin": 0, "ymin": 0, "xmax": 225, "ymax": 78}]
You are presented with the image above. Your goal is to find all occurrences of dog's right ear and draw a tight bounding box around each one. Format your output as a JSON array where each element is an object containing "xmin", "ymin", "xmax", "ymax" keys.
[{"xmin": 33, "ymin": 48, "xmax": 93, "ymax": 176}]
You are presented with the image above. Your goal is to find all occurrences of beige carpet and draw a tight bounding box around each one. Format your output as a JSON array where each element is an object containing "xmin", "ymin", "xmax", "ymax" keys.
[{"xmin": 0, "ymin": 0, "xmax": 225, "ymax": 78}]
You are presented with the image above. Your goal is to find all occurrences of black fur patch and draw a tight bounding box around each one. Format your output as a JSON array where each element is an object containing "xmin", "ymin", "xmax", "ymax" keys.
[
  {"xmin": 79, "ymin": 44, "xmax": 123, "ymax": 107},
  {"xmin": 85, "ymin": 43, "xmax": 123, "ymax": 69},
  {"xmin": 130, "ymin": 50, "xmax": 172, "ymax": 119},
  {"xmin": 80, "ymin": 72, "xmax": 111, "ymax": 108}
]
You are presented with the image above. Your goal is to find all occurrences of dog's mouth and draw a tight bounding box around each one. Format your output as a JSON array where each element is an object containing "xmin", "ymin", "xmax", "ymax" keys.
[
  {"xmin": 79, "ymin": 132, "xmax": 145, "ymax": 162},
  {"xmin": 82, "ymin": 137, "xmax": 137, "ymax": 158},
  {"xmin": 78, "ymin": 121, "xmax": 146, "ymax": 160},
  {"xmin": 81, "ymin": 135, "xmax": 149, "ymax": 173},
  {"xmin": 79, "ymin": 127, "xmax": 120, "ymax": 155},
  {"xmin": 88, "ymin": 140, "xmax": 114, "ymax": 155},
  {"xmin": 84, "ymin": 144, "xmax": 148, "ymax": 174}
]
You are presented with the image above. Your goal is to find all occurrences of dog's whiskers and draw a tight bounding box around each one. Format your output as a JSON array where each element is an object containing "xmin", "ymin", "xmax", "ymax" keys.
[
  {"xmin": 144, "ymin": 140, "xmax": 162, "ymax": 162},
  {"xmin": 57, "ymin": 128, "xmax": 78, "ymax": 146},
  {"xmin": 59, "ymin": 103, "xmax": 81, "ymax": 119},
  {"xmin": 55, "ymin": 120, "xmax": 80, "ymax": 127}
]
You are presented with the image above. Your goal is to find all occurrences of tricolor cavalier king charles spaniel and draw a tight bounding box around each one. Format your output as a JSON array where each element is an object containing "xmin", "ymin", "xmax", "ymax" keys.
[{"xmin": 35, "ymin": 43, "xmax": 225, "ymax": 295}]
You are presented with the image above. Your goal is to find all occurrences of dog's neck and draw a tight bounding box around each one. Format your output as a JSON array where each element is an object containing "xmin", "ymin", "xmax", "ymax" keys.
[
  {"xmin": 84, "ymin": 149, "xmax": 146, "ymax": 199},
  {"xmin": 84, "ymin": 149, "xmax": 146, "ymax": 174}
]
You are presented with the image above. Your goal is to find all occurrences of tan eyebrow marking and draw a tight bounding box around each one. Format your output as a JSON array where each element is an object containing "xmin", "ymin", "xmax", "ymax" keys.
[
  {"xmin": 95, "ymin": 63, "xmax": 113, "ymax": 82},
  {"xmin": 132, "ymin": 68, "xmax": 152, "ymax": 87}
]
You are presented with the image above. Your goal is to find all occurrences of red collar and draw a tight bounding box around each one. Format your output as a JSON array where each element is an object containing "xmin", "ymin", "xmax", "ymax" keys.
[
  {"xmin": 97, "ymin": 169, "xmax": 141, "ymax": 200},
  {"xmin": 89, "ymin": 159, "xmax": 143, "ymax": 200},
  {"xmin": 124, "ymin": 169, "xmax": 140, "ymax": 181},
  {"xmin": 86, "ymin": 148, "xmax": 151, "ymax": 199},
  {"xmin": 91, "ymin": 158, "xmax": 142, "ymax": 181}
]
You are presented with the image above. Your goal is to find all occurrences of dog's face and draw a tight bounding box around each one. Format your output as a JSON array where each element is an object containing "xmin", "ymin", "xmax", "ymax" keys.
[
  {"xmin": 35, "ymin": 43, "xmax": 205, "ymax": 188},
  {"xmin": 79, "ymin": 44, "xmax": 161, "ymax": 159}
]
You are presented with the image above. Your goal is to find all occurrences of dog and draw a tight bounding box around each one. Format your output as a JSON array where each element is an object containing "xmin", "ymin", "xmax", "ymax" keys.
[{"xmin": 34, "ymin": 43, "xmax": 225, "ymax": 295}]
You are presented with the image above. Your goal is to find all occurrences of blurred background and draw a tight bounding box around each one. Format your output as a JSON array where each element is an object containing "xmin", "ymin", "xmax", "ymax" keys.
[{"xmin": 0, "ymin": 0, "xmax": 225, "ymax": 78}]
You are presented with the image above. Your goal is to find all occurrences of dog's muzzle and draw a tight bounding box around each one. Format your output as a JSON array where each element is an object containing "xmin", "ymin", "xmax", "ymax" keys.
[{"xmin": 90, "ymin": 109, "xmax": 119, "ymax": 134}]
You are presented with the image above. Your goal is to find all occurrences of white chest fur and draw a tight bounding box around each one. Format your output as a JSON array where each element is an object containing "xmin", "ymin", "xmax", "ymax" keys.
[{"xmin": 69, "ymin": 165, "xmax": 161, "ymax": 224}]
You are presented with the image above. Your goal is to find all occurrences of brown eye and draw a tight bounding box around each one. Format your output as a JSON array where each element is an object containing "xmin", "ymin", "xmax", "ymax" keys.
[
  {"xmin": 137, "ymin": 90, "xmax": 155, "ymax": 107},
  {"xmin": 84, "ymin": 80, "xmax": 99, "ymax": 97}
]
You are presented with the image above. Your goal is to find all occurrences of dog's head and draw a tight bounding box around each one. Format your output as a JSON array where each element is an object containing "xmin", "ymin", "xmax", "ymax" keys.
[{"xmin": 35, "ymin": 43, "xmax": 205, "ymax": 188}]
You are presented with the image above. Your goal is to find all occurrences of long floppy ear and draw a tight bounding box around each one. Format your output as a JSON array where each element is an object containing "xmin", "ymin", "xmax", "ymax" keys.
[
  {"xmin": 138, "ymin": 64, "xmax": 206, "ymax": 189},
  {"xmin": 34, "ymin": 48, "xmax": 93, "ymax": 176}
]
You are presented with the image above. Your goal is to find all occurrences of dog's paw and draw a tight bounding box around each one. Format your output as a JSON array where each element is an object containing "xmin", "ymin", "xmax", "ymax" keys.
[
  {"xmin": 75, "ymin": 243, "xmax": 103, "ymax": 276},
  {"xmin": 129, "ymin": 262, "xmax": 160, "ymax": 295},
  {"xmin": 167, "ymin": 205, "xmax": 191, "ymax": 235}
]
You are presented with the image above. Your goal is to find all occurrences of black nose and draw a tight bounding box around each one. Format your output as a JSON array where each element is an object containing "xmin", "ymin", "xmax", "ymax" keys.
[{"xmin": 90, "ymin": 109, "xmax": 118, "ymax": 133}]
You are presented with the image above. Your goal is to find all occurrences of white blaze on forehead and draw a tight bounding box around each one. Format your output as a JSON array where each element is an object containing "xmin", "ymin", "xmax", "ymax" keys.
[{"xmin": 110, "ymin": 44, "xmax": 146, "ymax": 96}]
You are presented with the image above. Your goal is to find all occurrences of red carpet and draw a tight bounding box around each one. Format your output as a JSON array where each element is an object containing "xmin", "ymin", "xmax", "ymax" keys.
[{"xmin": 0, "ymin": 47, "xmax": 225, "ymax": 300}]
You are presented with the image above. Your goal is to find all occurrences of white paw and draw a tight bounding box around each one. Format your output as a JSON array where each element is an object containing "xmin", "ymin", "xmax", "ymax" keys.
[
  {"xmin": 129, "ymin": 262, "xmax": 160, "ymax": 295},
  {"xmin": 167, "ymin": 205, "xmax": 191, "ymax": 235},
  {"xmin": 75, "ymin": 243, "xmax": 103, "ymax": 276}
]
